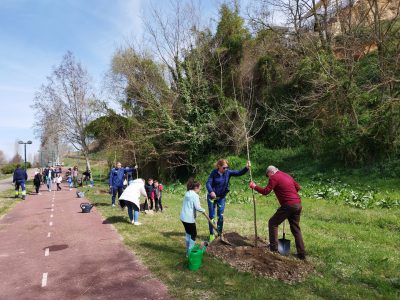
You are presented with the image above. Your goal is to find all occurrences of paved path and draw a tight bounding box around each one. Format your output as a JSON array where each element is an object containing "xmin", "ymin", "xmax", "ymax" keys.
[{"xmin": 0, "ymin": 182, "xmax": 171, "ymax": 299}]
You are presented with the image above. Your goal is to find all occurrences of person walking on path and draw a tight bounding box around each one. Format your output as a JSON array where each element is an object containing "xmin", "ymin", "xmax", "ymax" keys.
[
  {"xmin": 109, "ymin": 162, "xmax": 137, "ymax": 207},
  {"xmin": 206, "ymin": 159, "xmax": 250, "ymax": 241},
  {"xmin": 119, "ymin": 178, "xmax": 147, "ymax": 225},
  {"xmin": 249, "ymin": 165, "xmax": 306, "ymax": 260},
  {"xmin": 33, "ymin": 171, "xmax": 42, "ymax": 195},
  {"xmin": 45, "ymin": 167, "xmax": 53, "ymax": 192},
  {"xmin": 56, "ymin": 173, "xmax": 62, "ymax": 191},
  {"xmin": 13, "ymin": 164, "xmax": 28, "ymax": 200},
  {"xmin": 180, "ymin": 179, "xmax": 206, "ymax": 256},
  {"xmin": 72, "ymin": 166, "xmax": 79, "ymax": 188}
]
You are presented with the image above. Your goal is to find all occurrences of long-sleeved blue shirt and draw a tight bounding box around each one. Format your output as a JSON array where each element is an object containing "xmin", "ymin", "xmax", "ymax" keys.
[
  {"xmin": 13, "ymin": 167, "xmax": 27, "ymax": 182},
  {"xmin": 109, "ymin": 167, "xmax": 136, "ymax": 187},
  {"xmin": 206, "ymin": 167, "xmax": 249, "ymax": 197},
  {"xmin": 180, "ymin": 190, "xmax": 205, "ymax": 223}
]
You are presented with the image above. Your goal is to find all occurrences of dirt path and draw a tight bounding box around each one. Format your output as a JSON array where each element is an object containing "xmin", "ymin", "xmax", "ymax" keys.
[{"xmin": 0, "ymin": 181, "xmax": 171, "ymax": 299}]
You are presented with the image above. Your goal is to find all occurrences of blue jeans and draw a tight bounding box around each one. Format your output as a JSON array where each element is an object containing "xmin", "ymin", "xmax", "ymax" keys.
[
  {"xmin": 207, "ymin": 196, "xmax": 226, "ymax": 234},
  {"xmin": 111, "ymin": 186, "xmax": 123, "ymax": 205},
  {"xmin": 46, "ymin": 177, "xmax": 52, "ymax": 191},
  {"xmin": 127, "ymin": 202, "xmax": 139, "ymax": 222}
]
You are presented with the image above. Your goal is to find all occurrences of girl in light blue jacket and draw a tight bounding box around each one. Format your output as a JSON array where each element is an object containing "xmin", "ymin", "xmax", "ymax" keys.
[{"xmin": 180, "ymin": 179, "xmax": 205, "ymax": 256}]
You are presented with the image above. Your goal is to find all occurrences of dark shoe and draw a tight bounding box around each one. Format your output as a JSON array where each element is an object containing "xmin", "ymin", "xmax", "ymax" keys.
[{"xmin": 296, "ymin": 253, "xmax": 306, "ymax": 260}]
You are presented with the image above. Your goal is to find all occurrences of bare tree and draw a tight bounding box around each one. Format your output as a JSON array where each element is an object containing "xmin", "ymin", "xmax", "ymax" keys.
[
  {"xmin": 32, "ymin": 51, "xmax": 99, "ymax": 174},
  {"xmin": 0, "ymin": 150, "xmax": 7, "ymax": 165}
]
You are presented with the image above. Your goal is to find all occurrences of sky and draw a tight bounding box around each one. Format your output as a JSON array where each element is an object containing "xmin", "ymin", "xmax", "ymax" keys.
[{"xmin": 0, "ymin": 0, "xmax": 266, "ymax": 162}]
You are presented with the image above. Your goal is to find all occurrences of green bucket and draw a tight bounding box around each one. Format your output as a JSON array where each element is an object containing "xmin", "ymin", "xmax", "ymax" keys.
[{"xmin": 188, "ymin": 245, "xmax": 205, "ymax": 271}]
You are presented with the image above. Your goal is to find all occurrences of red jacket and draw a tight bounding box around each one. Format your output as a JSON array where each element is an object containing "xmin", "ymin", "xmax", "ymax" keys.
[{"xmin": 254, "ymin": 171, "xmax": 301, "ymax": 206}]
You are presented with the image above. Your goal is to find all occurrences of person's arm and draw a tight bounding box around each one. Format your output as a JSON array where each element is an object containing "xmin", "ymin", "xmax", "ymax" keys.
[
  {"xmin": 250, "ymin": 177, "xmax": 276, "ymax": 196},
  {"xmin": 294, "ymin": 179, "xmax": 301, "ymax": 191},
  {"xmin": 12, "ymin": 171, "xmax": 16, "ymax": 183},
  {"xmin": 140, "ymin": 186, "xmax": 147, "ymax": 197},
  {"xmin": 193, "ymin": 194, "xmax": 205, "ymax": 213},
  {"xmin": 108, "ymin": 170, "xmax": 113, "ymax": 187},
  {"xmin": 24, "ymin": 171, "xmax": 28, "ymax": 181},
  {"xmin": 229, "ymin": 166, "xmax": 249, "ymax": 177}
]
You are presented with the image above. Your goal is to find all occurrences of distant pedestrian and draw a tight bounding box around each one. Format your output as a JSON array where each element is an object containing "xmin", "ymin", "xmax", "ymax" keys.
[
  {"xmin": 45, "ymin": 167, "xmax": 53, "ymax": 192},
  {"xmin": 119, "ymin": 178, "xmax": 147, "ymax": 225},
  {"xmin": 249, "ymin": 166, "xmax": 306, "ymax": 260},
  {"xmin": 180, "ymin": 179, "xmax": 205, "ymax": 256},
  {"xmin": 13, "ymin": 164, "xmax": 28, "ymax": 200},
  {"xmin": 33, "ymin": 171, "xmax": 42, "ymax": 195},
  {"xmin": 56, "ymin": 173, "xmax": 62, "ymax": 191},
  {"xmin": 72, "ymin": 166, "xmax": 79, "ymax": 188}
]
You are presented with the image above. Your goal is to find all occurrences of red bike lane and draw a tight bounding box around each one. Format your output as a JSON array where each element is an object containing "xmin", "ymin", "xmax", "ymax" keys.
[{"xmin": 0, "ymin": 183, "xmax": 171, "ymax": 300}]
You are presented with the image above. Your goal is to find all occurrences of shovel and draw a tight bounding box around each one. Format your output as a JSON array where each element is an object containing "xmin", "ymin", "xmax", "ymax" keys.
[
  {"xmin": 278, "ymin": 220, "xmax": 291, "ymax": 256},
  {"xmin": 202, "ymin": 212, "xmax": 232, "ymax": 246}
]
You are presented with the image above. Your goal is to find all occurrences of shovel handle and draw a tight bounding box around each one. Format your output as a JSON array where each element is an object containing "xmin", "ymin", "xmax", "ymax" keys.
[
  {"xmin": 283, "ymin": 220, "xmax": 286, "ymax": 239},
  {"xmin": 202, "ymin": 212, "xmax": 219, "ymax": 233}
]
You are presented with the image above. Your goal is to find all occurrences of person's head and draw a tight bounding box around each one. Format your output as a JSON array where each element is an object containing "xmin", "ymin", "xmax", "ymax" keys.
[
  {"xmin": 116, "ymin": 162, "xmax": 122, "ymax": 169},
  {"xmin": 215, "ymin": 159, "xmax": 229, "ymax": 174},
  {"xmin": 153, "ymin": 180, "xmax": 159, "ymax": 188},
  {"xmin": 16, "ymin": 164, "xmax": 21, "ymax": 168},
  {"xmin": 147, "ymin": 178, "xmax": 153, "ymax": 185},
  {"xmin": 266, "ymin": 165, "xmax": 279, "ymax": 177},
  {"xmin": 186, "ymin": 178, "xmax": 201, "ymax": 193}
]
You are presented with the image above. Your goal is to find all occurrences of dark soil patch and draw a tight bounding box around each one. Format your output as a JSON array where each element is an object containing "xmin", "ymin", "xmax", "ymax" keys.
[{"xmin": 207, "ymin": 232, "xmax": 313, "ymax": 283}]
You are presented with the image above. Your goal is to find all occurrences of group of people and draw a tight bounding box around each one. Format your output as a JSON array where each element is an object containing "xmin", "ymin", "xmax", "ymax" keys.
[
  {"xmin": 180, "ymin": 159, "xmax": 306, "ymax": 260},
  {"xmin": 107, "ymin": 158, "xmax": 306, "ymax": 260},
  {"xmin": 108, "ymin": 162, "xmax": 164, "ymax": 225}
]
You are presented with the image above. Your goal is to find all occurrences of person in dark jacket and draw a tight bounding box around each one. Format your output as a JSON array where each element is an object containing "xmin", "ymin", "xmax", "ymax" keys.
[
  {"xmin": 109, "ymin": 162, "xmax": 136, "ymax": 207},
  {"xmin": 144, "ymin": 178, "xmax": 154, "ymax": 210},
  {"xmin": 13, "ymin": 164, "xmax": 28, "ymax": 200},
  {"xmin": 206, "ymin": 159, "xmax": 250, "ymax": 241},
  {"xmin": 33, "ymin": 171, "xmax": 42, "ymax": 194},
  {"xmin": 249, "ymin": 165, "xmax": 306, "ymax": 260}
]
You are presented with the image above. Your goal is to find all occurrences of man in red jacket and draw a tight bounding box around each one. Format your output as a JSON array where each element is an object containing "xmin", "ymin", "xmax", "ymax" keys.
[{"xmin": 249, "ymin": 166, "xmax": 306, "ymax": 260}]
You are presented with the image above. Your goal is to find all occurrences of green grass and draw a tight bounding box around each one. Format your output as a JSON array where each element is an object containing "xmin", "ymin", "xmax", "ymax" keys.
[
  {"xmin": 0, "ymin": 188, "xmax": 20, "ymax": 219},
  {"xmin": 85, "ymin": 178, "xmax": 400, "ymax": 299}
]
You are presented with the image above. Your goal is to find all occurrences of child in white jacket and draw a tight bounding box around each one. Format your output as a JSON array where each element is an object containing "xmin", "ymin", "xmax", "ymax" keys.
[
  {"xmin": 180, "ymin": 178, "xmax": 205, "ymax": 256},
  {"xmin": 119, "ymin": 178, "xmax": 147, "ymax": 225},
  {"xmin": 55, "ymin": 174, "xmax": 62, "ymax": 191}
]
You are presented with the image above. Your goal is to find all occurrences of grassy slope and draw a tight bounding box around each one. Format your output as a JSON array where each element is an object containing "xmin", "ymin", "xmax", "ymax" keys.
[{"xmin": 85, "ymin": 179, "xmax": 400, "ymax": 299}]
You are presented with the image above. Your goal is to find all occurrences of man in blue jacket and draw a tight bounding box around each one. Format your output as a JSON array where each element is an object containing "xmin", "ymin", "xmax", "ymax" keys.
[
  {"xmin": 13, "ymin": 164, "xmax": 28, "ymax": 200},
  {"xmin": 109, "ymin": 162, "xmax": 137, "ymax": 207},
  {"xmin": 206, "ymin": 159, "xmax": 250, "ymax": 241}
]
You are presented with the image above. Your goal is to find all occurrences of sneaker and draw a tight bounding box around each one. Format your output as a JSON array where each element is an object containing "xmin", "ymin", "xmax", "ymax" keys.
[
  {"xmin": 112, "ymin": 204, "xmax": 116, "ymax": 207},
  {"xmin": 38, "ymin": 193, "xmax": 42, "ymax": 195},
  {"xmin": 133, "ymin": 222, "xmax": 142, "ymax": 226},
  {"xmin": 209, "ymin": 234, "xmax": 215, "ymax": 242}
]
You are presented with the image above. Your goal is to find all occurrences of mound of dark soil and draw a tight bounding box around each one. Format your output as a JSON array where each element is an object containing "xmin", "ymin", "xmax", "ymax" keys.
[{"xmin": 206, "ymin": 232, "xmax": 313, "ymax": 283}]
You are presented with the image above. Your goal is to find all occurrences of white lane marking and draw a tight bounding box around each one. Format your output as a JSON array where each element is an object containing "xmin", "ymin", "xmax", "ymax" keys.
[
  {"xmin": 51, "ymin": 208, "xmax": 54, "ymax": 212},
  {"xmin": 41, "ymin": 273, "xmax": 48, "ymax": 287},
  {"xmin": 50, "ymin": 214, "xmax": 53, "ymax": 218},
  {"xmin": 0, "ymin": 254, "xmax": 9, "ymax": 257},
  {"xmin": 51, "ymin": 204, "xmax": 54, "ymax": 207},
  {"xmin": 49, "ymin": 222, "xmax": 53, "ymax": 226},
  {"xmin": 44, "ymin": 248, "xmax": 49, "ymax": 256},
  {"xmin": 47, "ymin": 232, "xmax": 51, "ymax": 238}
]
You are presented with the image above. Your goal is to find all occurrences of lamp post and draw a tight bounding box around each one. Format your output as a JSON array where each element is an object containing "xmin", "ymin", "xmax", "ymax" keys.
[{"xmin": 18, "ymin": 140, "xmax": 32, "ymax": 170}]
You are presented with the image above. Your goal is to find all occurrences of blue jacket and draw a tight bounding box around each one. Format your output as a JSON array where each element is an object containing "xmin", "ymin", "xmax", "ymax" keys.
[
  {"xmin": 206, "ymin": 167, "xmax": 248, "ymax": 197},
  {"xmin": 180, "ymin": 190, "xmax": 205, "ymax": 223},
  {"xmin": 13, "ymin": 167, "xmax": 28, "ymax": 183},
  {"xmin": 109, "ymin": 167, "xmax": 137, "ymax": 187}
]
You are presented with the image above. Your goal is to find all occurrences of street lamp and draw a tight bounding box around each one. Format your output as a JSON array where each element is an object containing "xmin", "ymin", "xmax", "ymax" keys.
[{"xmin": 18, "ymin": 140, "xmax": 32, "ymax": 170}]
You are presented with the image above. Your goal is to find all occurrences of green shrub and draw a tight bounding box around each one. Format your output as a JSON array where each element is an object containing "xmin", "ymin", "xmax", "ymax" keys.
[{"xmin": 1, "ymin": 163, "xmax": 31, "ymax": 174}]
